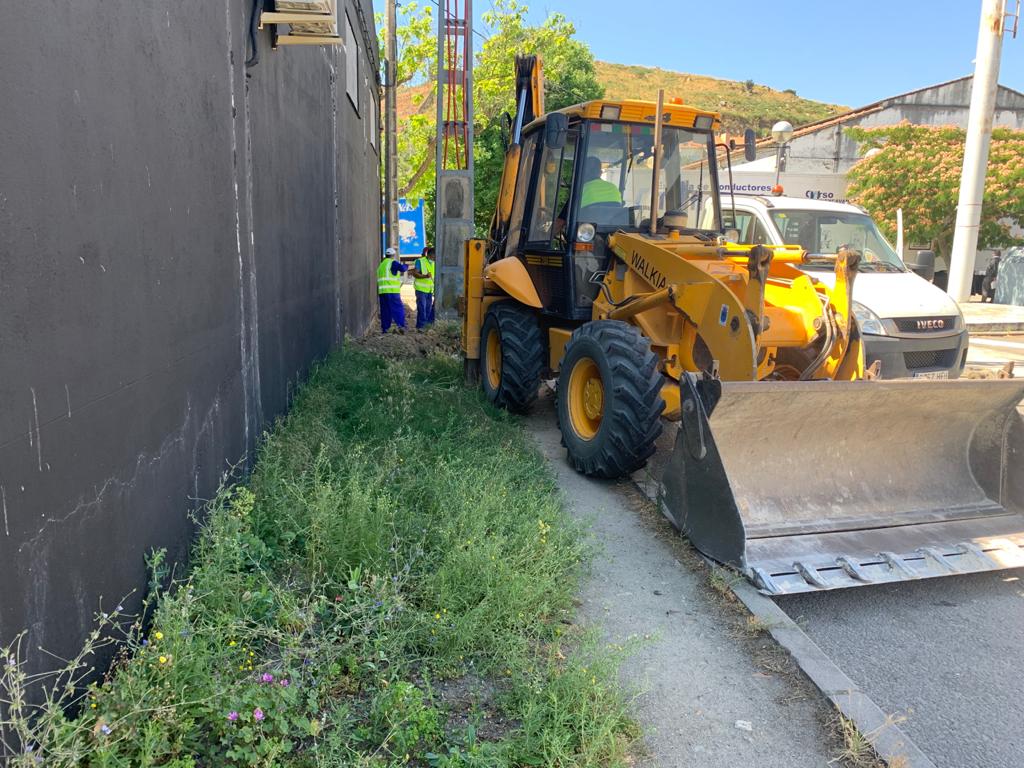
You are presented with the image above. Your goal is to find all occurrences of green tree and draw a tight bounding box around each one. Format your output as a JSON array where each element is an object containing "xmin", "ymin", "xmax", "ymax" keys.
[
  {"xmin": 375, "ymin": 3, "xmax": 437, "ymax": 200},
  {"xmin": 845, "ymin": 123, "xmax": 1024, "ymax": 258},
  {"xmin": 471, "ymin": 1, "xmax": 604, "ymax": 233},
  {"xmin": 380, "ymin": 0, "xmax": 604, "ymax": 235}
]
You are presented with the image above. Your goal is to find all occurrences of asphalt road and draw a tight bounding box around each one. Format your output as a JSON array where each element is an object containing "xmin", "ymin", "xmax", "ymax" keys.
[
  {"xmin": 774, "ymin": 331, "xmax": 1024, "ymax": 768},
  {"xmin": 778, "ymin": 570, "xmax": 1024, "ymax": 768}
]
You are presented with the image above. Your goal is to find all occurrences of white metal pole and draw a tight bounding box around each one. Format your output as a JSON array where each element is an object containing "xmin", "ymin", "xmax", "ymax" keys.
[
  {"xmin": 947, "ymin": 0, "xmax": 1006, "ymax": 301},
  {"xmin": 896, "ymin": 208, "xmax": 904, "ymax": 260}
]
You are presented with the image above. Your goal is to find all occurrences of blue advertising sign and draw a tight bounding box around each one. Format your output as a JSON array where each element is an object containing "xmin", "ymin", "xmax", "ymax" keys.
[{"xmin": 381, "ymin": 198, "xmax": 427, "ymax": 257}]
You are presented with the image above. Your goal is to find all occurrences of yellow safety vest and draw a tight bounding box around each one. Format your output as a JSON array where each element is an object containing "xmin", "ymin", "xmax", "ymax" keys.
[
  {"xmin": 580, "ymin": 178, "xmax": 622, "ymax": 208},
  {"xmin": 413, "ymin": 258, "xmax": 435, "ymax": 294},
  {"xmin": 377, "ymin": 258, "xmax": 401, "ymax": 294}
]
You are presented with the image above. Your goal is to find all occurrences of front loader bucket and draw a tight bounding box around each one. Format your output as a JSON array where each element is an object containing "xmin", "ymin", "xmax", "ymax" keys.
[{"xmin": 658, "ymin": 379, "xmax": 1024, "ymax": 594}]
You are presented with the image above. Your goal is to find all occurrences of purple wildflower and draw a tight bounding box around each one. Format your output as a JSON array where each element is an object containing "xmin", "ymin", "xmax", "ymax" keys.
[
  {"xmin": 261, "ymin": 672, "xmax": 274, "ymax": 683},
  {"xmin": 227, "ymin": 711, "xmax": 239, "ymax": 722},
  {"xmin": 100, "ymin": 724, "xmax": 112, "ymax": 735},
  {"xmin": 253, "ymin": 707, "xmax": 265, "ymax": 722},
  {"xmin": 279, "ymin": 679, "xmax": 290, "ymax": 687}
]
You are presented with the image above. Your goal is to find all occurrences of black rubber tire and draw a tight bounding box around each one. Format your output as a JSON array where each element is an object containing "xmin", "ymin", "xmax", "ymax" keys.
[
  {"xmin": 479, "ymin": 301, "xmax": 544, "ymax": 413},
  {"xmin": 556, "ymin": 321, "xmax": 664, "ymax": 478}
]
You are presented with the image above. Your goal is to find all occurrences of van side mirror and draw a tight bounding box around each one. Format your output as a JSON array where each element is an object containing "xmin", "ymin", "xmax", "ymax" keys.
[
  {"xmin": 907, "ymin": 250, "xmax": 936, "ymax": 281},
  {"xmin": 743, "ymin": 128, "xmax": 757, "ymax": 162},
  {"xmin": 545, "ymin": 113, "xmax": 568, "ymax": 150}
]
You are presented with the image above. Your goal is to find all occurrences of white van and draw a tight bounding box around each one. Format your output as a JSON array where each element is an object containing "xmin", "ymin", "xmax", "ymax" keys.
[{"xmin": 720, "ymin": 195, "xmax": 968, "ymax": 379}]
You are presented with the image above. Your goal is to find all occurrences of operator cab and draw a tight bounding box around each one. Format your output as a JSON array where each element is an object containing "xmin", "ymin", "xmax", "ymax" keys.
[{"xmin": 502, "ymin": 100, "xmax": 724, "ymax": 321}]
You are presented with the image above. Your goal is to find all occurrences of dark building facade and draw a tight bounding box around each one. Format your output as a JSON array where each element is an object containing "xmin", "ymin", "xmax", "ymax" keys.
[{"xmin": 0, "ymin": 0, "xmax": 379, "ymax": 674}]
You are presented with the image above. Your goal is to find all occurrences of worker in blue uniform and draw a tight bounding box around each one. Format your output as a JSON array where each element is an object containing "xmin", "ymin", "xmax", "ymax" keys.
[
  {"xmin": 377, "ymin": 246, "xmax": 408, "ymax": 332},
  {"xmin": 408, "ymin": 246, "xmax": 436, "ymax": 329}
]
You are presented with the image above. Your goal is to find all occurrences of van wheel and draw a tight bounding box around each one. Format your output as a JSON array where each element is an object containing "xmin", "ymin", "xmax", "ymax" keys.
[
  {"xmin": 480, "ymin": 301, "xmax": 543, "ymax": 413},
  {"xmin": 556, "ymin": 321, "xmax": 664, "ymax": 478}
]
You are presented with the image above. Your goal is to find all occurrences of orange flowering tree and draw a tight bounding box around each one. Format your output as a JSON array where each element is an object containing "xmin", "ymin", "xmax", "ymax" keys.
[{"xmin": 845, "ymin": 124, "xmax": 1024, "ymax": 257}]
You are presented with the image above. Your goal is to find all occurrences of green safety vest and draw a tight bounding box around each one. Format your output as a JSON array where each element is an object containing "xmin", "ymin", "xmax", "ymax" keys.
[
  {"xmin": 580, "ymin": 178, "xmax": 623, "ymax": 208},
  {"xmin": 377, "ymin": 258, "xmax": 401, "ymax": 294},
  {"xmin": 414, "ymin": 257, "xmax": 435, "ymax": 294}
]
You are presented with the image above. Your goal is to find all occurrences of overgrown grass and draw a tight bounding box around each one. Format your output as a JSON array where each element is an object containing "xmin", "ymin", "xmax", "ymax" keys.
[{"xmin": 1, "ymin": 346, "xmax": 636, "ymax": 767}]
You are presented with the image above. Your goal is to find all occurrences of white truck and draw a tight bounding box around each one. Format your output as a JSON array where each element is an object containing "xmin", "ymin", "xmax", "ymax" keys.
[{"xmin": 712, "ymin": 194, "xmax": 969, "ymax": 379}]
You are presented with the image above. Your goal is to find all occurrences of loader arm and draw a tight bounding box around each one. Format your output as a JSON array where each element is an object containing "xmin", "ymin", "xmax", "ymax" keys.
[
  {"xmin": 598, "ymin": 233, "xmax": 862, "ymax": 385},
  {"xmin": 487, "ymin": 55, "xmax": 545, "ymax": 260}
]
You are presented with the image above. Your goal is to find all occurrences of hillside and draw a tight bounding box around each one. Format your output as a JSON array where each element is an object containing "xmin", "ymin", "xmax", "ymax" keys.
[
  {"xmin": 397, "ymin": 61, "xmax": 847, "ymax": 137},
  {"xmin": 594, "ymin": 61, "xmax": 846, "ymax": 136}
]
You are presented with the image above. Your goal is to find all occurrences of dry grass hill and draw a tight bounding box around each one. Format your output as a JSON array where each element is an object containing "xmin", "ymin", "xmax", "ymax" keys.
[
  {"xmin": 594, "ymin": 61, "xmax": 846, "ymax": 136},
  {"xmin": 397, "ymin": 61, "xmax": 848, "ymax": 138}
]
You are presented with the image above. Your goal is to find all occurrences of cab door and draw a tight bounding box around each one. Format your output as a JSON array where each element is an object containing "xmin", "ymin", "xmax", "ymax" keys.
[{"xmin": 516, "ymin": 127, "xmax": 579, "ymax": 317}]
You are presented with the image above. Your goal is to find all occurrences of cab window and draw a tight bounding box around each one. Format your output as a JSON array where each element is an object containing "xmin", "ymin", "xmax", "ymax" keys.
[
  {"xmin": 506, "ymin": 131, "xmax": 541, "ymax": 254},
  {"xmin": 526, "ymin": 133, "xmax": 577, "ymax": 249}
]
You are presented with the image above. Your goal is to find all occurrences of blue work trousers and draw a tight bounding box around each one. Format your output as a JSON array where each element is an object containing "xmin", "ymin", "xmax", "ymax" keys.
[
  {"xmin": 415, "ymin": 290, "xmax": 435, "ymax": 329},
  {"xmin": 379, "ymin": 293, "xmax": 406, "ymax": 332}
]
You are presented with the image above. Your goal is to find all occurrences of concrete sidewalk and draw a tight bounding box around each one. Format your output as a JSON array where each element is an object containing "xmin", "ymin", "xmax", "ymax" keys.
[
  {"xmin": 527, "ymin": 392, "xmax": 839, "ymax": 768},
  {"xmin": 960, "ymin": 301, "xmax": 1024, "ymax": 333}
]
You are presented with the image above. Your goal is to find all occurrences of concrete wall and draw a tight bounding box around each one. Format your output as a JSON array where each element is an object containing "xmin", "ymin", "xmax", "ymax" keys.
[{"xmin": 0, "ymin": 0, "xmax": 379, "ymax": 676}]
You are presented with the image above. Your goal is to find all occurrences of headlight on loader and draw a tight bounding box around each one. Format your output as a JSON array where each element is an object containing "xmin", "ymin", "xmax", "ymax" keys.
[
  {"xmin": 576, "ymin": 223, "xmax": 596, "ymax": 243},
  {"xmin": 852, "ymin": 301, "xmax": 887, "ymax": 336}
]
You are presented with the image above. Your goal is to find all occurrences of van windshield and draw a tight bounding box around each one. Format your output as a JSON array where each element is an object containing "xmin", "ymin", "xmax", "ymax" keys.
[{"xmin": 769, "ymin": 210, "xmax": 906, "ymax": 272}]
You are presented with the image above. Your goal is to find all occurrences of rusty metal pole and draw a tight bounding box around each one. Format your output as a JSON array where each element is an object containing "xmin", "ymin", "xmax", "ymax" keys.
[
  {"xmin": 649, "ymin": 89, "xmax": 665, "ymax": 237},
  {"xmin": 384, "ymin": 0, "xmax": 399, "ymax": 253}
]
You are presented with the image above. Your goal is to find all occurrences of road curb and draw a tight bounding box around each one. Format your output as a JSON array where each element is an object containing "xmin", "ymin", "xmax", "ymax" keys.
[
  {"xmin": 967, "ymin": 321, "xmax": 1024, "ymax": 334},
  {"xmin": 630, "ymin": 463, "xmax": 935, "ymax": 767},
  {"xmin": 729, "ymin": 579, "xmax": 936, "ymax": 768}
]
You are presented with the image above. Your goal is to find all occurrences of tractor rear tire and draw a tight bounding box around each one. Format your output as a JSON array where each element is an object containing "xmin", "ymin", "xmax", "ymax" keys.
[
  {"xmin": 480, "ymin": 301, "xmax": 544, "ymax": 413},
  {"xmin": 556, "ymin": 321, "xmax": 664, "ymax": 478}
]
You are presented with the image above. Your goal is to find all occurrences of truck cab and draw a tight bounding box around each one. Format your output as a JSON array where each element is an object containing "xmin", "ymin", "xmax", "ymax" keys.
[{"xmin": 718, "ymin": 195, "xmax": 968, "ymax": 379}]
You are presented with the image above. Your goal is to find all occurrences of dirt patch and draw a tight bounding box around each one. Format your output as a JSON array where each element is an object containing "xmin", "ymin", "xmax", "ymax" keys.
[
  {"xmin": 431, "ymin": 674, "xmax": 519, "ymax": 743},
  {"xmin": 352, "ymin": 322, "xmax": 461, "ymax": 361},
  {"xmin": 964, "ymin": 361, "xmax": 1015, "ymax": 378}
]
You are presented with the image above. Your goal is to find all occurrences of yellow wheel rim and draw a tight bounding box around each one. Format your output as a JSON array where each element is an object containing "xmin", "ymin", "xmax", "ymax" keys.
[
  {"xmin": 567, "ymin": 357, "xmax": 603, "ymax": 440},
  {"xmin": 485, "ymin": 327, "xmax": 502, "ymax": 390}
]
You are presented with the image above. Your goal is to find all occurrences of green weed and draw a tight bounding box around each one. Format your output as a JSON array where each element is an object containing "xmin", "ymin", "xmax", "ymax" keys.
[{"xmin": 1, "ymin": 346, "xmax": 635, "ymax": 767}]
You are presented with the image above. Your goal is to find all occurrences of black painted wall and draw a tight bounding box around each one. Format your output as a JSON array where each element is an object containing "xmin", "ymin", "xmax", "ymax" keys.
[{"xmin": 0, "ymin": 0, "xmax": 379, "ymax": 674}]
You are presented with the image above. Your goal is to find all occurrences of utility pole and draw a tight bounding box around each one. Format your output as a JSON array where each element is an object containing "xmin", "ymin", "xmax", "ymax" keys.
[
  {"xmin": 383, "ymin": 0, "xmax": 399, "ymax": 253},
  {"xmin": 947, "ymin": 0, "xmax": 1008, "ymax": 301}
]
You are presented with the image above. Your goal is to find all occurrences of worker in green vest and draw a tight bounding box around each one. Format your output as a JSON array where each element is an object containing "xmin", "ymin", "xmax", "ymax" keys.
[
  {"xmin": 556, "ymin": 156, "xmax": 623, "ymax": 236},
  {"xmin": 579, "ymin": 156, "xmax": 622, "ymax": 208},
  {"xmin": 408, "ymin": 246, "xmax": 435, "ymax": 329},
  {"xmin": 377, "ymin": 246, "xmax": 408, "ymax": 332}
]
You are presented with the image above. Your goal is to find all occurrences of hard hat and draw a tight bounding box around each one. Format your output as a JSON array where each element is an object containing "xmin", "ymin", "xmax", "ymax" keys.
[{"xmin": 385, "ymin": 247, "xmax": 397, "ymax": 256}]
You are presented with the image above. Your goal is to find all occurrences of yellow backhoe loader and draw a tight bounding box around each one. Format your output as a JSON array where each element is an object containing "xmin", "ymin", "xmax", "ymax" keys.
[{"xmin": 461, "ymin": 55, "xmax": 1024, "ymax": 594}]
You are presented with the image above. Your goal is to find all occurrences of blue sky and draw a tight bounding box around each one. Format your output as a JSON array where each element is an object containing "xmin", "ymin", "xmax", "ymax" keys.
[{"xmin": 435, "ymin": 0, "xmax": 1024, "ymax": 108}]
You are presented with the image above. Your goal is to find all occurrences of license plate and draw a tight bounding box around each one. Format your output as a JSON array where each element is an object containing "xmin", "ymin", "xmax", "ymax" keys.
[{"xmin": 913, "ymin": 370, "xmax": 949, "ymax": 379}]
